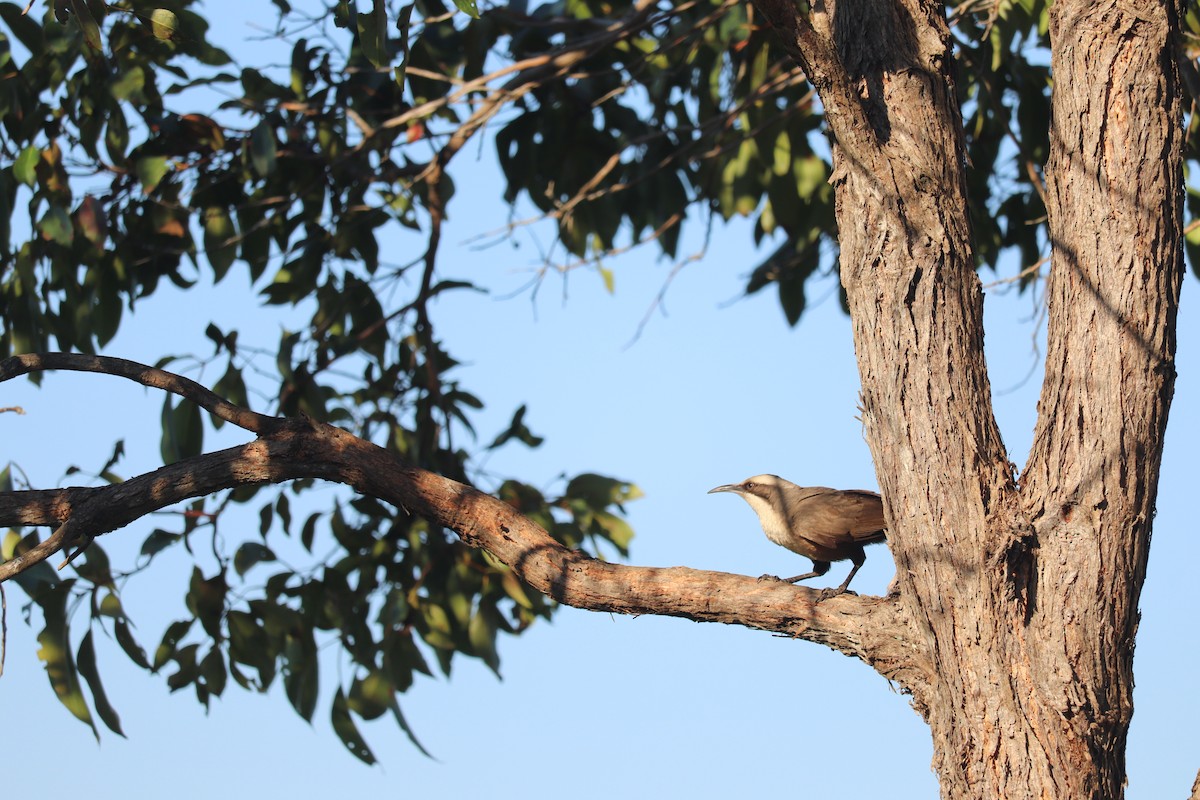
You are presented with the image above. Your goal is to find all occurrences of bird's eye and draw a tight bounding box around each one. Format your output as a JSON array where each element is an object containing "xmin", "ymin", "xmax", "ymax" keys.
[{"xmin": 744, "ymin": 482, "xmax": 755, "ymax": 490}]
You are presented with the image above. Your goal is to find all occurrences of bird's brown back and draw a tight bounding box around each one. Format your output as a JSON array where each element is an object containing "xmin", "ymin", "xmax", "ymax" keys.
[{"xmin": 781, "ymin": 487, "xmax": 886, "ymax": 556}]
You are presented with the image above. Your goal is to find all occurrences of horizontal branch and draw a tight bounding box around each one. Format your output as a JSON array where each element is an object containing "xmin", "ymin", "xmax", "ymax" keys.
[{"xmin": 0, "ymin": 354, "xmax": 929, "ymax": 689}]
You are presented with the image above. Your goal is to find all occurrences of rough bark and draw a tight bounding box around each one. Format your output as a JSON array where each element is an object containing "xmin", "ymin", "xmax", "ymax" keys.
[
  {"xmin": 1020, "ymin": 0, "xmax": 1184, "ymax": 793},
  {"xmin": 749, "ymin": 0, "xmax": 1182, "ymax": 797}
]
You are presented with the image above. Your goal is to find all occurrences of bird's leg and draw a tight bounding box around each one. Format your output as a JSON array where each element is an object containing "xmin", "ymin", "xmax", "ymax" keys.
[
  {"xmin": 761, "ymin": 560, "xmax": 831, "ymax": 584},
  {"xmin": 821, "ymin": 548, "xmax": 868, "ymax": 599}
]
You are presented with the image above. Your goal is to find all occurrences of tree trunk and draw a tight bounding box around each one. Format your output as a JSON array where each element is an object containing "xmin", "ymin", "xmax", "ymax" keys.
[
  {"xmin": 752, "ymin": 0, "xmax": 1183, "ymax": 797},
  {"xmin": 1017, "ymin": 0, "xmax": 1184, "ymax": 793}
]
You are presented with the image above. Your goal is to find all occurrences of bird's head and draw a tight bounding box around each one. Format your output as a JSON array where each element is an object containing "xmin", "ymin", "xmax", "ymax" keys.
[
  {"xmin": 707, "ymin": 474, "xmax": 793, "ymax": 500},
  {"xmin": 708, "ymin": 475, "xmax": 798, "ymax": 542}
]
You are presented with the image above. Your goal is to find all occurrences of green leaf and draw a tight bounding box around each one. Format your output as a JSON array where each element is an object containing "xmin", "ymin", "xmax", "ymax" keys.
[
  {"xmin": 211, "ymin": 362, "xmax": 248, "ymax": 416},
  {"xmin": 186, "ymin": 567, "xmax": 228, "ymax": 638},
  {"xmin": 74, "ymin": 196, "xmax": 107, "ymax": 246},
  {"xmin": 264, "ymin": 571, "xmax": 294, "ymax": 599},
  {"xmin": 110, "ymin": 69, "xmax": 145, "ymax": 104},
  {"xmin": 135, "ymin": 156, "xmax": 169, "ymax": 193},
  {"xmin": 227, "ymin": 610, "xmax": 273, "ymax": 687},
  {"xmin": 1, "ymin": 530, "xmax": 19, "ymax": 562},
  {"xmin": 598, "ymin": 266, "xmax": 615, "ymax": 294},
  {"xmin": 778, "ymin": 259, "xmax": 808, "ymax": 326},
  {"xmin": 200, "ymin": 647, "xmax": 227, "ymax": 696},
  {"xmin": 332, "ymin": 688, "xmax": 377, "ymax": 764},
  {"xmin": 565, "ymin": 473, "xmax": 643, "ymax": 510},
  {"xmin": 501, "ymin": 570, "xmax": 535, "ymax": 611},
  {"xmin": 115, "ymin": 620, "xmax": 151, "ymax": 669},
  {"xmin": 348, "ymin": 670, "xmax": 391, "ymax": 721},
  {"xmin": 390, "ymin": 698, "xmax": 434, "ymax": 758},
  {"xmin": 160, "ymin": 395, "xmax": 203, "ymax": 464},
  {"xmin": 300, "ymin": 512, "xmax": 320, "ymax": 552},
  {"xmin": 140, "ymin": 528, "xmax": 181, "ymax": 560},
  {"xmin": 333, "ymin": 0, "xmax": 351, "ymax": 27},
  {"xmin": 14, "ymin": 146, "xmax": 38, "ymax": 187},
  {"xmin": 591, "ymin": 511, "xmax": 634, "ymax": 555},
  {"xmin": 0, "ymin": 2, "xmax": 45, "ymax": 55},
  {"xmin": 234, "ymin": 542, "xmax": 277, "ymax": 576},
  {"xmin": 276, "ymin": 493, "xmax": 292, "ymax": 534},
  {"xmin": 6, "ymin": 533, "xmax": 61, "ymax": 600},
  {"xmin": 451, "ymin": 0, "xmax": 479, "ymax": 18},
  {"xmin": 249, "ymin": 121, "xmax": 277, "ymax": 177},
  {"xmin": 421, "ymin": 603, "xmax": 454, "ymax": 650},
  {"xmin": 98, "ymin": 591, "xmax": 125, "ymax": 619},
  {"xmin": 70, "ymin": 0, "xmax": 104, "ymax": 51},
  {"xmin": 487, "ymin": 405, "xmax": 544, "ymax": 450},
  {"xmin": 150, "ymin": 8, "xmax": 178, "ymax": 40},
  {"xmin": 794, "ymin": 155, "xmax": 828, "ymax": 199},
  {"xmin": 38, "ymin": 206, "xmax": 73, "ymax": 246},
  {"xmin": 468, "ymin": 606, "xmax": 500, "ymax": 674},
  {"xmin": 166, "ymin": 643, "xmax": 200, "ymax": 691},
  {"xmin": 36, "ymin": 584, "xmax": 97, "ymax": 737},
  {"xmin": 771, "ymin": 129, "xmax": 791, "ymax": 176},
  {"xmin": 76, "ymin": 630, "xmax": 125, "ymax": 737},
  {"xmin": 394, "ymin": 3, "xmax": 414, "ymax": 87},
  {"xmin": 283, "ymin": 632, "xmax": 318, "ymax": 720},
  {"xmin": 106, "ymin": 108, "xmax": 130, "ymax": 161},
  {"xmin": 383, "ymin": 629, "xmax": 431, "ymax": 693},
  {"xmin": 357, "ymin": 0, "xmax": 389, "ymax": 67},
  {"xmin": 72, "ymin": 543, "xmax": 113, "ymax": 586},
  {"xmin": 203, "ymin": 206, "xmax": 237, "ymax": 281},
  {"xmin": 153, "ymin": 619, "xmax": 194, "ymax": 671}
]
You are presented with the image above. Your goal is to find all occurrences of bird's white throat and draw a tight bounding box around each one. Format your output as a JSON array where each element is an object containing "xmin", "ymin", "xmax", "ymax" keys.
[{"xmin": 742, "ymin": 492, "xmax": 793, "ymax": 548}]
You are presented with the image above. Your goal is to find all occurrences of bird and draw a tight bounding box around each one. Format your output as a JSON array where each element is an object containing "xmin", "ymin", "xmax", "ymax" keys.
[{"xmin": 708, "ymin": 474, "xmax": 887, "ymax": 595}]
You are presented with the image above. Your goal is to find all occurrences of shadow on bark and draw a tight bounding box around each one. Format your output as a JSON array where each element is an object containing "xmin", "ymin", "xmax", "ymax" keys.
[{"xmin": 831, "ymin": 0, "xmax": 921, "ymax": 142}]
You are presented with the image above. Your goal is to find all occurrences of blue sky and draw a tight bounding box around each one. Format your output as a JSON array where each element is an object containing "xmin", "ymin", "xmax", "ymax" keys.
[{"xmin": 3, "ymin": 2, "xmax": 1200, "ymax": 796}]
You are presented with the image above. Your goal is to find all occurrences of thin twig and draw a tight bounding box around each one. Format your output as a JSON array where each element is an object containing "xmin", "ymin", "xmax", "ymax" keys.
[
  {"xmin": 981, "ymin": 255, "xmax": 1049, "ymax": 289},
  {"xmin": 0, "ymin": 354, "xmax": 283, "ymax": 435}
]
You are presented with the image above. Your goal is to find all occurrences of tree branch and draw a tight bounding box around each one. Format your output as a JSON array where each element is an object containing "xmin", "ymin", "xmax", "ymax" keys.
[
  {"xmin": 0, "ymin": 353, "xmax": 282, "ymax": 435},
  {"xmin": 0, "ymin": 354, "xmax": 929, "ymax": 691},
  {"xmin": 750, "ymin": 0, "xmax": 877, "ymax": 156}
]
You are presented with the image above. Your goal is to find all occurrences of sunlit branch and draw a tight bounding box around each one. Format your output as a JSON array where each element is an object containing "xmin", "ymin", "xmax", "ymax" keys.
[{"xmin": 0, "ymin": 354, "xmax": 926, "ymax": 683}]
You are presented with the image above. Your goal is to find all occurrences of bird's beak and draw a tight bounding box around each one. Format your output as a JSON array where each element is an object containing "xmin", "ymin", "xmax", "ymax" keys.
[{"xmin": 708, "ymin": 484, "xmax": 741, "ymax": 495}]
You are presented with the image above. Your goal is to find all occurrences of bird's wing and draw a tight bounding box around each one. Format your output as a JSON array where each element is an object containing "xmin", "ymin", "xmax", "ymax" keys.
[{"xmin": 791, "ymin": 488, "xmax": 887, "ymax": 546}]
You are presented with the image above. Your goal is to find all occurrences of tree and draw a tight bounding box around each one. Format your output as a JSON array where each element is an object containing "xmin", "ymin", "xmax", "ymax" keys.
[{"xmin": 0, "ymin": 0, "xmax": 1195, "ymax": 797}]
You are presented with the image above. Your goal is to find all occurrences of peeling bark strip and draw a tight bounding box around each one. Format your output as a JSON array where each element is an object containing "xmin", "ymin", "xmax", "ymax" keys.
[
  {"xmin": 0, "ymin": 354, "xmax": 929, "ymax": 691},
  {"xmin": 750, "ymin": 0, "xmax": 1183, "ymax": 798}
]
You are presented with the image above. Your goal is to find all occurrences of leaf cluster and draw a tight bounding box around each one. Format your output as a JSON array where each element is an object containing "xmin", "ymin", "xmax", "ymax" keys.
[{"xmin": 4, "ymin": 442, "xmax": 640, "ymax": 761}]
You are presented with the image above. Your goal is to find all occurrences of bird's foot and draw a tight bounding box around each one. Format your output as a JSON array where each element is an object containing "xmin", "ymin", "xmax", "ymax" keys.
[
  {"xmin": 818, "ymin": 587, "xmax": 857, "ymax": 600},
  {"xmin": 757, "ymin": 573, "xmax": 786, "ymax": 583}
]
